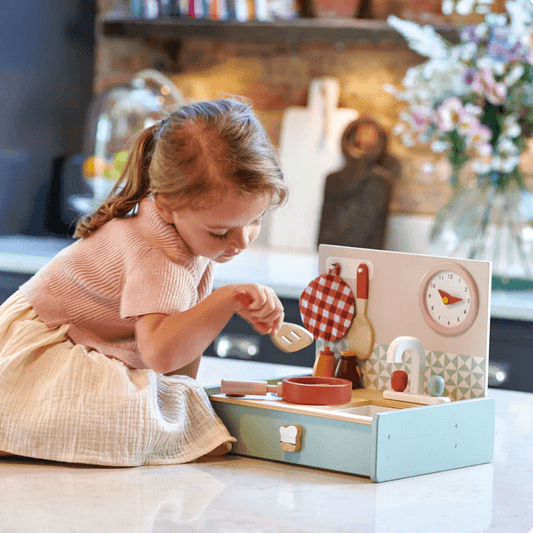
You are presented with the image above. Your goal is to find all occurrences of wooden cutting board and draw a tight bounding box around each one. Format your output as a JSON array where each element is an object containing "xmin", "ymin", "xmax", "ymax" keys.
[{"xmin": 269, "ymin": 77, "xmax": 358, "ymax": 252}]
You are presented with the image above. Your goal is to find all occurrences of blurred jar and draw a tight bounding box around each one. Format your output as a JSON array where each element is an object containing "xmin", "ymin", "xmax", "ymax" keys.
[{"xmin": 80, "ymin": 70, "xmax": 184, "ymax": 206}]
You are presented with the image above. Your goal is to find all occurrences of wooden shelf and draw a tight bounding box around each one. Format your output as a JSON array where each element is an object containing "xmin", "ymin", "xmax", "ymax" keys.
[{"xmin": 101, "ymin": 16, "xmax": 461, "ymax": 46}]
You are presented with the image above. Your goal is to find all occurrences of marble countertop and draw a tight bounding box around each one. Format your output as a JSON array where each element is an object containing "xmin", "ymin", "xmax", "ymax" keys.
[
  {"xmin": 0, "ymin": 357, "xmax": 531, "ymax": 533},
  {"xmin": 0, "ymin": 234, "xmax": 532, "ymax": 321}
]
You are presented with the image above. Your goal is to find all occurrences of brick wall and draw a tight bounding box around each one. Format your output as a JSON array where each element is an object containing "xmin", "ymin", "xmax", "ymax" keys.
[{"xmin": 94, "ymin": 0, "xmax": 468, "ymax": 216}]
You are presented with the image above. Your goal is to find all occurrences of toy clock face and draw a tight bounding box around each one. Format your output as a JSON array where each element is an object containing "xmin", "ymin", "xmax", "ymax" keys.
[{"xmin": 419, "ymin": 262, "xmax": 480, "ymax": 336}]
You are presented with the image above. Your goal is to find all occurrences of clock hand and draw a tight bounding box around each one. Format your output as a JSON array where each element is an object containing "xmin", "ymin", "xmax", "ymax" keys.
[{"xmin": 437, "ymin": 289, "xmax": 463, "ymax": 305}]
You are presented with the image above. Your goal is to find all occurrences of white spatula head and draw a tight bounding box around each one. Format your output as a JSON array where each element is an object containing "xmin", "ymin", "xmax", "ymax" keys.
[{"xmin": 271, "ymin": 323, "xmax": 314, "ymax": 353}]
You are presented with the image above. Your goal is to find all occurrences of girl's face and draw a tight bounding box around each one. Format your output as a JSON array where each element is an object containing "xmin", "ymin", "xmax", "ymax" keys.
[{"xmin": 156, "ymin": 191, "xmax": 270, "ymax": 263}]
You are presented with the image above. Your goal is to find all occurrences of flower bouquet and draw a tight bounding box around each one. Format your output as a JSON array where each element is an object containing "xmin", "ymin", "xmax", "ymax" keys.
[{"xmin": 386, "ymin": 0, "xmax": 533, "ymax": 281}]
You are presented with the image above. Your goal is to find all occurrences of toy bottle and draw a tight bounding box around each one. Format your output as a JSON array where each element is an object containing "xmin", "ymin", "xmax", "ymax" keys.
[
  {"xmin": 313, "ymin": 346, "xmax": 337, "ymax": 377},
  {"xmin": 335, "ymin": 350, "xmax": 361, "ymax": 388}
]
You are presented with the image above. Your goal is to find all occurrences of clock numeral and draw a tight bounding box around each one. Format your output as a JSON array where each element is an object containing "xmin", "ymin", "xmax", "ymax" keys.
[
  {"xmin": 448, "ymin": 274, "xmax": 453, "ymax": 279},
  {"xmin": 457, "ymin": 317, "xmax": 460, "ymax": 322}
]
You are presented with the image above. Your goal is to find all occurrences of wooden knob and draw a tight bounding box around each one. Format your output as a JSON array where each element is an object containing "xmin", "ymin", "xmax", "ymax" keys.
[{"xmin": 391, "ymin": 370, "xmax": 408, "ymax": 392}]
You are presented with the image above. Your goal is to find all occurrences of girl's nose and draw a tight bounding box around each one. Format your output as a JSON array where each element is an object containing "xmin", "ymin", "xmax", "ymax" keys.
[{"xmin": 231, "ymin": 228, "xmax": 251, "ymax": 250}]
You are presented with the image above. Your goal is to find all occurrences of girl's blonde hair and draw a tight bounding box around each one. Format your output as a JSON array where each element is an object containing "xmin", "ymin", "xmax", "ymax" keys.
[{"xmin": 75, "ymin": 98, "xmax": 287, "ymax": 238}]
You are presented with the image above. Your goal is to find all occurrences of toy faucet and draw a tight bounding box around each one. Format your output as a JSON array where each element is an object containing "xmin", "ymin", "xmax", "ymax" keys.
[
  {"xmin": 384, "ymin": 336, "xmax": 451, "ymax": 405},
  {"xmin": 386, "ymin": 336, "xmax": 425, "ymax": 395}
]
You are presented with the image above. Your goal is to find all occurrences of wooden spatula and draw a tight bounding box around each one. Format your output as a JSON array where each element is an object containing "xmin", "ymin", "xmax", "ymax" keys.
[
  {"xmin": 234, "ymin": 292, "xmax": 314, "ymax": 353},
  {"xmin": 345, "ymin": 263, "xmax": 375, "ymax": 360},
  {"xmin": 271, "ymin": 323, "xmax": 314, "ymax": 353}
]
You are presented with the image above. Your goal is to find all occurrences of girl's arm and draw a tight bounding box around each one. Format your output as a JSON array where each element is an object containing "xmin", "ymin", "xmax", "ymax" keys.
[{"xmin": 135, "ymin": 284, "xmax": 284, "ymax": 374}]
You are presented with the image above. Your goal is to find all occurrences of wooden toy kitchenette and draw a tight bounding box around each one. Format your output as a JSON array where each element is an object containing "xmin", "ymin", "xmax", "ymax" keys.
[{"xmin": 207, "ymin": 245, "xmax": 495, "ymax": 482}]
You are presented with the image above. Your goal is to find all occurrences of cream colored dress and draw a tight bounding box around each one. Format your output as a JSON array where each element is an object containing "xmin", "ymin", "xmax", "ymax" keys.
[{"xmin": 0, "ymin": 291, "xmax": 235, "ymax": 466}]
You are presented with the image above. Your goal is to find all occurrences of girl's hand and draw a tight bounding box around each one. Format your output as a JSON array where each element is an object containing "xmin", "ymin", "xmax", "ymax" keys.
[{"xmin": 231, "ymin": 284, "xmax": 285, "ymax": 336}]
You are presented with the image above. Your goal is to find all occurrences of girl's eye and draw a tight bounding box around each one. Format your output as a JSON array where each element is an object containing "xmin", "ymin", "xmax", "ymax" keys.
[{"xmin": 209, "ymin": 232, "xmax": 229, "ymax": 240}]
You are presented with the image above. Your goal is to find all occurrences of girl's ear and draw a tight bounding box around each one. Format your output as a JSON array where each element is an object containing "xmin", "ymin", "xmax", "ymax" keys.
[{"xmin": 153, "ymin": 195, "xmax": 175, "ymax": 224}]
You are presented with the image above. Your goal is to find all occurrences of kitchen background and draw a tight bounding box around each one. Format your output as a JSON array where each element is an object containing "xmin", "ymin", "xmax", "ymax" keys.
[
  {"xmin": 1, "ymin": 0, "xmax": 532, "ymax": 391},
  {"xmin": 95, "ymin": 0, "xmax": 470, "ymax": 222}
]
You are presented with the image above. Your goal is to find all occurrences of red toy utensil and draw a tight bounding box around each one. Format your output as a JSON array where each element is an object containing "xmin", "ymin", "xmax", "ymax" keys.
[
  {"xmin": 345, "ymin": 263, "xmax": 375, "ymax": 360},
  {"xmin": 299, "ymin": 262, "xmax": 355, "ymax": 341}
]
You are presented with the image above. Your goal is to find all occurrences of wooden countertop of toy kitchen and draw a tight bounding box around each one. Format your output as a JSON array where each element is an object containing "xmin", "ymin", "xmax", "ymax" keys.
[
  {"xmin": 0, "ymin": 357, "xmax": 531, "ymax": 533},
  {"xmin": 0, "ymin": 235, "xmax": 532, "ymax": 321}
]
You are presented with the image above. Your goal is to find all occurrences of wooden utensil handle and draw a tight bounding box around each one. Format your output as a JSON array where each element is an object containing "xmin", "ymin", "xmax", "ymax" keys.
[
  {"xmin": 357, "ymin": 263, "xmax": 369, "ymax": 299},
  {"xmin": 221, "ymin": 380, "xmax": 279, "ymax": 396}
]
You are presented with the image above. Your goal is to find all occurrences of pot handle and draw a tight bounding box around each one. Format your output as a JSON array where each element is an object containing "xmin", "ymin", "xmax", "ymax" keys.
[{"xmin": 221, "ymin": 379, "xmax": 282, "ymax": 396}]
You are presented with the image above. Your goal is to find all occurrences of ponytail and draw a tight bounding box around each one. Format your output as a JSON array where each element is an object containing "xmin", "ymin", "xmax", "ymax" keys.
[{"xmin": 74, "ymin": 124, "xmax": 158, "ymax": 239}]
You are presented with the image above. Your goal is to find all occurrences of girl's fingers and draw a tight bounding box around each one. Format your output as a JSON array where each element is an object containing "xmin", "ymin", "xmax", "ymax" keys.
[{"xmin": 232, "ymin": 285, "xmax": 284, "ymax": 334}]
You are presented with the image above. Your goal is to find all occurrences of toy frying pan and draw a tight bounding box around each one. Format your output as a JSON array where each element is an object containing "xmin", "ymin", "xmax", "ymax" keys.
[
  {"xmin": 299, "ymin": 262, "xmax": 355, "ymax": 341},
  {"xmin": 221, "ymin": 376, "xmax": 352, "ymax": 405}
]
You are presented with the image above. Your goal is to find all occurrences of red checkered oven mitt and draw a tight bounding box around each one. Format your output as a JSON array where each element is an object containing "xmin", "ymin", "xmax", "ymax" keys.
[{"xmin": 299, "ymin": 262, "xmax": 355, "ymax": 341}]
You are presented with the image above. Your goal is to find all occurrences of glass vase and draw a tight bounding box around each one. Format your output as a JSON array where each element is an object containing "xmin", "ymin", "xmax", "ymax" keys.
[{"xmin": 428, "ymin": 173, "xmax": 533, "ymax": 282}]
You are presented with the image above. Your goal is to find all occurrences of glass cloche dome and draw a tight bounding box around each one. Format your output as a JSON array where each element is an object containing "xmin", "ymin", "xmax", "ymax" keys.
[{"xmin": 75, "ymin": 70, "xmax": 184, "ymax": 211}]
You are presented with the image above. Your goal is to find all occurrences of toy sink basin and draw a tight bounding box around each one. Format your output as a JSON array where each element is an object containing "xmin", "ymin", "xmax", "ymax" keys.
[{"xmin": 334, "ymin": 404, "xmax": 398, "ymax": 417}]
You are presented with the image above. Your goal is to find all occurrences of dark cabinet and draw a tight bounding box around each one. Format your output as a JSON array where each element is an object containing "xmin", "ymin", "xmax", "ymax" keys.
[
  {"xmin": 0, "ymin": 272, "xmax": 31, "ymax": 304},
  {"xmin": 489, "ymin": 317, "xmax": 533, "ymax": 392}
]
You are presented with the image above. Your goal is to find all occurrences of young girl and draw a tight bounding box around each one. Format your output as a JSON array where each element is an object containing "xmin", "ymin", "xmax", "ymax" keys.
[{"xmin": 0, "ymin": 98, "xmax": 288, "ymax": 466}]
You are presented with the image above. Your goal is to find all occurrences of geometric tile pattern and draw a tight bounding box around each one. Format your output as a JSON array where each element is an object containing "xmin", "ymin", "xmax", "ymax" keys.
[{"xmin": 316, "ymin": 341, "xmax": 487, "ymax": 401}]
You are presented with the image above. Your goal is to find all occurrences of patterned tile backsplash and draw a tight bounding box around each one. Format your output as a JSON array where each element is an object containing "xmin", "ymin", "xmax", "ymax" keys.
[{"xmin": 317, "ymin": 340, "xmax": 487, "ymax": 401}]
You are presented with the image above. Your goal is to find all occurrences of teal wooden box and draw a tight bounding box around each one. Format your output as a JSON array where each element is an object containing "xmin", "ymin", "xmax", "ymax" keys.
[
  {"xmin": 207, "ymin": 382, "xmax": 495, "ymax": 483},
  {"xmin": 207, "ymin": 246, "xmax": 496, "ymax": 482}
]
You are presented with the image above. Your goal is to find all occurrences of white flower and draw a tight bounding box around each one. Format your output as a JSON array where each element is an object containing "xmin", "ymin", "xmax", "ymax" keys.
[
  {"xmin": 431, "ymin": 140, "xmax": 451, "ymax": 152},
  {"xmin": 456, "ymin": 0, "xmax": 474, "ymax": 16},
  {"xmin": 442, "ymin": 0, "xmax": 454, "ymax": 15},
  {"xmin": 471, "ymin": 160, "xmax": 491, "ymax": 174},
  {"xmin": 485, "ymin": 13, "xmax": 507, "ymax": 27},
  {"xmin": 476, "ymin": 143, "xmax": 493, "ymax": 157},
  {"xmin": 392, "ymin": 123, "xmax": 405, "ymax": 135},
  {"xmin": 383, "ymin": 83, "xmax": 398, "ymax": 95},
  {"xmin": 493, "ymin": 62, "xmax": 506, "ymax": 76},
  {"xmin": 399, "ymin": 111, "xmax": 411, "ymax": 122},
  {"xmin": 507, "ymin": 0, "xmax": 533, "ymax": 42},
  {"xmin": 458, "ymin": 113, "xmax": 480, "ymax": 136},
  {"xmin": 492, "ymin": 155, "xmax": 520, "ymax": 172},
  {"xmin": 436, "ymin": 97, "xmax": 463, "ymax": 131},
  {"xmin": 387, "ymin": 15, "xmax": 451, "ymax": 59},
  {"xmin": 497, "ymin": 138, "xmax": 520, "ymax": 154},
  {"xmin": 476, "ymin": 56, "xmax": 494, "ymax": 71},
  {"xmin": 460, "ymin": 42, "xmax": 478, "ymax": 61},
  {"xmin": 491, "ymin": 156, "xmax": 504, "ymax": 171},
  {"xmin": 504, "ymin": 114, "xmax": 520, "ymax": 126},
  {"xmin": 475, "ymin": 23, "xmax": 489, "ymax": 39},
  {"xmin": 505, "ymin": 123, "xmax": 522, "ymax": 138},
  {"xmin": 401, "ymin": 133, "xmax": 416, "ymax": 147},
  {"xmin": 500, "ymin": 156, "xmax": 520, "ymax": 172},
  {"xmin": 464, "ymin": 103, "xmax": 483, "ymax": 116},
  {"xmin": 504, "ymin": 64, "xmax": 526, "ymax": 87}
]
